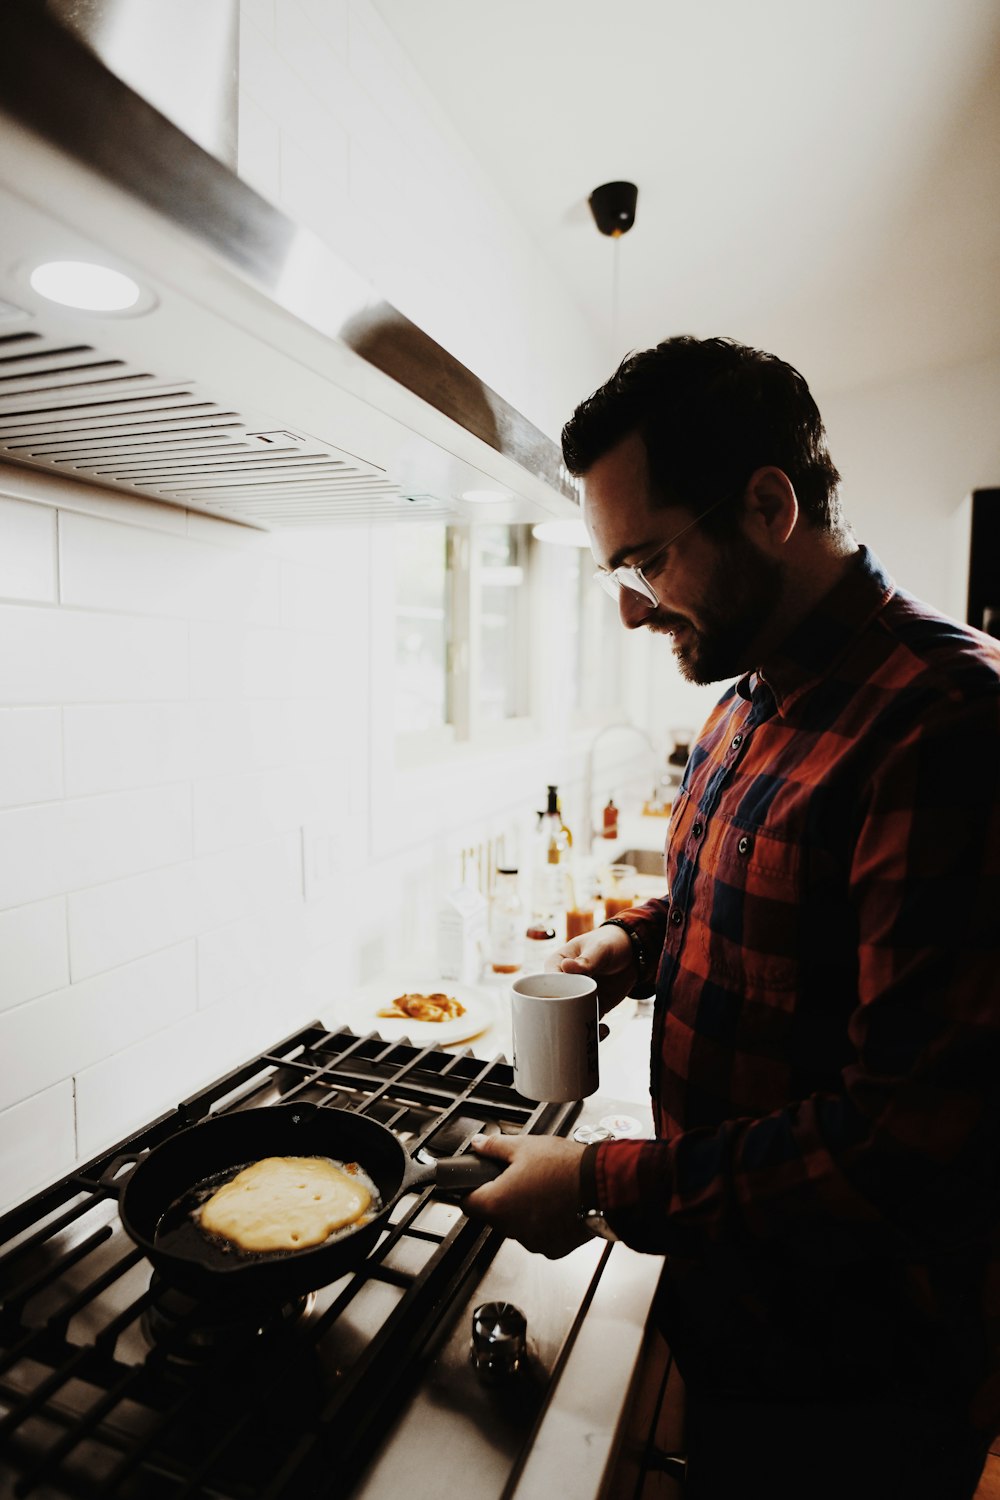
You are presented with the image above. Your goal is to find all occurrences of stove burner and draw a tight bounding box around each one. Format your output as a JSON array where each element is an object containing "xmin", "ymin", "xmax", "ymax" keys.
[
  {"xmin": 142, "ymin": 1274, "xmax": 314, "ymax": 1363},
  {"xmin": 0, "ymin": 1022, "xmax": 581, "ymax": 1499}
]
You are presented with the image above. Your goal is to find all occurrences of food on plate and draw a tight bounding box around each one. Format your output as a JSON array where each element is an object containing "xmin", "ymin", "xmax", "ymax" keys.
[
  {"xmin": 377, "ymin": 991, "xmax": 467, "ymax": 1023},
  {"xmin": 198, "ymin": 1155, "xmax": 374, "ymax": 1252}
]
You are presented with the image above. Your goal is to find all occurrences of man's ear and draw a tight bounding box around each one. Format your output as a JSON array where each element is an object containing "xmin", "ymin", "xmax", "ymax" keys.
[{"xmin": 743, "ymin": 466, "xmax": 798, "ymax": 549}]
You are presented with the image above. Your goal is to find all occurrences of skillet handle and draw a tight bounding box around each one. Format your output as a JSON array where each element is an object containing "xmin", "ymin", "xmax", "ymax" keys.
[
  {"xmin": 431, "ymin": 1154, "xmax": 506, "ymax": 1191},
  {"xmin": 83, "ymin": 1148, "xmax": 150, "ymax": 1199}
]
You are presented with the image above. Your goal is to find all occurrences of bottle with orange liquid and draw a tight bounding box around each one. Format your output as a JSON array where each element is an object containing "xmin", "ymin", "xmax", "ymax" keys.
[{"xmin": 602, "ymin": 862, "xmax": 638, "ymax": 921}]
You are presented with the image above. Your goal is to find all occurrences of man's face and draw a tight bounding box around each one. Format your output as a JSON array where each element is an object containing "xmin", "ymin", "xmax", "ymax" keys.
[{"xmin": 583, "ymin": 430, "xmax": 783, "ymax": 685}]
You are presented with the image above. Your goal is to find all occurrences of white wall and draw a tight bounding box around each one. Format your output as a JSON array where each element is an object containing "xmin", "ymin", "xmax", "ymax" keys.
[
  {"xmin": 237, "ymin": 0, "xmax": 608, "ymax": 438},
  {"xmin": 821, "ymin": 353, "xmax": 1000, "ymax": 616}
]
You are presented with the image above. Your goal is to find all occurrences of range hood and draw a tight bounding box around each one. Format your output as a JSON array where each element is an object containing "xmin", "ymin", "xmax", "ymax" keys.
[{"xmin": 0, "ymin": 5, "xmax": 582, "ymax": 529}]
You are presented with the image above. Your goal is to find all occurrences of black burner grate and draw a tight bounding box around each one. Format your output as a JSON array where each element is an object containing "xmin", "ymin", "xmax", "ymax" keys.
[{"xmin": 0, "ymin": 1022, "xmax": 577, "ymax": 1498}]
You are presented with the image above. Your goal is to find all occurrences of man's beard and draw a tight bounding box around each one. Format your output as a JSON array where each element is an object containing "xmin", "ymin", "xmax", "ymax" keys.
[{"xmin": 645, "ymin": 531, "xmax": 783, "ymax": 685}]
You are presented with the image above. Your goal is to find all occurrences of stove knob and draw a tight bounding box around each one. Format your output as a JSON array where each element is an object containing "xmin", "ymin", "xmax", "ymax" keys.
[{"xmin": 470, "ymin": 1301, "xmax": 527, "ymax": 1380}]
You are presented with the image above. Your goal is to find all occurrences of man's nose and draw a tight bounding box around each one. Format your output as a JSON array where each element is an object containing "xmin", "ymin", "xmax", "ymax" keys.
[{"xmin": 619, "ymin": 586, "xmax": 654, "ymax": 630}]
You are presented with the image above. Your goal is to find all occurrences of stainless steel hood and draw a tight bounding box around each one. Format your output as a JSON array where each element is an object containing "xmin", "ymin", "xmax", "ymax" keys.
[{"xmin": 0, "ymin": 4, "xmax": 582, "ymax": 528}]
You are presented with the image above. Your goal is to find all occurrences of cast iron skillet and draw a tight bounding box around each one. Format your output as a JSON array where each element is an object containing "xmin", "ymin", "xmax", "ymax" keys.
[{"xmin": 118, "ymin": 1103, "xmax": 502, "ymax": 1302}]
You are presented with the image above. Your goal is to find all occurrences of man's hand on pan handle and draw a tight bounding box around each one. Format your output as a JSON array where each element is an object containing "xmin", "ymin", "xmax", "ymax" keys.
[{"xmin": 463, "ymin": 1133, "xmax": 590, "ymax": 1259}]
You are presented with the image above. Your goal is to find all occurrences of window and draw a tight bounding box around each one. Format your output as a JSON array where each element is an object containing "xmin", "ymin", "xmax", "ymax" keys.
[
  {"xmin": 392, "ymin": 522, "xmax": 625, "ymax": 758},
  {"xmin": 566, "ymin": 547, "xmax": 627, "ymax": 721},
  {"xmin": 393, "ymin": 522, "xmax": 532, "ymax": 751},
  {"xmin": 393, "ymin": 524, "xmax": 451, "ymax": 736},
  {"xmin": 470, "ymin": 524, "xmax": 529, "ymax": 727}
]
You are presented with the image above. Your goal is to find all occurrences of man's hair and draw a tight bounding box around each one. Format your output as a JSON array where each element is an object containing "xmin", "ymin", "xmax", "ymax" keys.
[{"xmin": 561, "ymin": 335, "xmax": 844, "ymax": 532}]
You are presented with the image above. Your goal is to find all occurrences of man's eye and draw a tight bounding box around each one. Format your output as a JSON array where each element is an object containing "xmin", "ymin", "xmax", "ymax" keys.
[{"xmin": 640, "ymin": 548, "xmax": 668, "ymax": 580}]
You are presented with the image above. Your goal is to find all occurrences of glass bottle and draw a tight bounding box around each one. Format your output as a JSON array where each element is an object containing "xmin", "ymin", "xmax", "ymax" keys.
[
  {"xmin": 533, "ymin": 784, "xmax": 570, "ymax": 921},
  {"xmin": 602, "ymin": 862, "xmax": 638, "ymax": 921},
  {"xmin": 490, "ymin": 866, "xmax": 524, "ymax": 974}
]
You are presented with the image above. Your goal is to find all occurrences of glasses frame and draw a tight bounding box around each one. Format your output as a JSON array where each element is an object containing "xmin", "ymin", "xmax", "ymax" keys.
[{"xmin": 592, "ymin": 489, "xmax": 738, "ymax": 610}]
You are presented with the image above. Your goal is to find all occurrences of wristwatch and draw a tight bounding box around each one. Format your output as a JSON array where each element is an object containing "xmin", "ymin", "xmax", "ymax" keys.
[
  {"xmin": 600, "ymin": 918, "xmax": 647, "ymax": 983},
  {"xmin": 577, "ymin": 1141, "xmax": 620, "ymax": 1242},
  {"xmin": 578, "ymin": 1207, "xmax": 620, "ymax": 1242}
]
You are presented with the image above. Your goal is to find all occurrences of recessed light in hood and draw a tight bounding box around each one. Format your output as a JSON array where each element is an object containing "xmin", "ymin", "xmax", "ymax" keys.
[
  {"xmin": 29, "ymin": 259, "xmax": 145, "ymax": 313},
  {"xmin": 461, "ymin": 488, "xmax": 511, "ymax": 505},
  {"xmin": 0, "ymin": 4, "xmax": 582, "ymax": 531}
]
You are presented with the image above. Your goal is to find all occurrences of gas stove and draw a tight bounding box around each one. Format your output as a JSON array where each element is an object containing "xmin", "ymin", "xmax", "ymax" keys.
[{"xmin": 0, "ymin": 1021, "xmax": 662, "ymax": 1499}]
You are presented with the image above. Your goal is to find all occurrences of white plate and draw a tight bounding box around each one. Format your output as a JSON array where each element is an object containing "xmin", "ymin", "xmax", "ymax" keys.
[{"xmin": 366, "ymin": 987, "xmax": 492, "ymax": 1047}]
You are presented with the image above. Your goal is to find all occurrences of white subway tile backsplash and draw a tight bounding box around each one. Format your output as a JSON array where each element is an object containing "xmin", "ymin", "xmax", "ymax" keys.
[
  {"xmin": 0, "ymin": 1081, "xmax": 76, "ymax": 1215},
  {"xmin": 197, "ymin": 912, "xmax": 276, "ymax": 1008},
  {"xmin": 193, "ymin": 769, "xmax": 297, "ymax": 856},
  {"xmin": 284, "ymin": 2, "xmax": 397, "ymax": 172},
  {"xmin": 240, "ymin": 0, "xmax": 275, "ymax": 46},
  {"xmin": 63, "ymin": 783, "xmax": 193, "ymax": 893},
  {"xmin": 189, "ymin": 699, "xmax": 254, "ymax": 776},
  {"xmin": 0, "ymin": 897, "xmax": 69, "ymax": 1013},
  {"xmin": 236, "ymin": 91, "xmax": 282, "ymax": 203},
  {"xmin": 0, "ymin": 603, "xmax": 188, "ymax": 704},
  {"xmin": 0, "ymin": 802, "xmax": 63, "ymax": 911},
  {"xmin": 68, "ymin": 862, "xmax": 198, "ymax": 980},
  {"xmin": 0, "ymin": 497, "xmax": 57, "ymax": 602},
  {"xmin": 188, "ymin": 620, "xmax": 252, "ymax": 699},
  {"xmin": 192, "ymin": 832, "xmax": 302, "ymax": 931},
  {"xmin": 348, "ymin": 136, "xmax": 407, "ymax": 237},
  {"xmin": 0, "ymin": 707, "xmax": 63, "ymax": 808},
  {"xmin": 246, "ymin": 697, "xmax": 340, "ymax": 769},
  {"xmin": 294, "ymin": 0, "xmax": 349, "ymax": 57},
  {"xmin": 63, "ymin": 702, "xmax": 194, "ymax": 796},
  {"xmin": 279, "ymin": 135, "xmax": 350, "ymax": 246},
  {"xmin": 0, "ymin": 942, "xmax": 197, "ymax": 1113},
  {"xmin": 73, "ymin": 982, "xmax": 284, "ymax": 1160},
  {"xmin": 243, "ymin": 627, "xmax": 337, "ymax": 699},
  {"xmin": 279, "ymin": 557, "xmax": 342, "ymax": 632},
  {"xmin": 59, "ymin": 512, "xmax": 282, "ymax": 625},
  {"xmin": 241, "ymin": 18, "xmax": 348, "ymax": 177}
]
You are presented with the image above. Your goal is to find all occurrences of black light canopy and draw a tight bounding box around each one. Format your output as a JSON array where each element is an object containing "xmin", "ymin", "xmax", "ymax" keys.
[{"xmin": 588, "ymin": 180, "xmax": 638, "ymax": 237}]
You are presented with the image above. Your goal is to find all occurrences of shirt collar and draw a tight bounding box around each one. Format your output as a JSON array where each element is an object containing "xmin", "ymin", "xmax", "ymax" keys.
[{"xmin": 736, "ymin": 545, "xmax": 896, "ymax": 712}]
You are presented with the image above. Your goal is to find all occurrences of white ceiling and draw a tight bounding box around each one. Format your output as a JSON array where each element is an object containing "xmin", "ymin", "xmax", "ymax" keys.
[{"xmin": 371, "ymin": 0, "xmax": 1000, "ymax": 396}]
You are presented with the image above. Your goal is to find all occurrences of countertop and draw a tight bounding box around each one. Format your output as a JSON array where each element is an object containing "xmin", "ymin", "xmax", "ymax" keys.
[{"xmin": 335, "ymin": 965, "xmax": 665, "ymax": 1499}]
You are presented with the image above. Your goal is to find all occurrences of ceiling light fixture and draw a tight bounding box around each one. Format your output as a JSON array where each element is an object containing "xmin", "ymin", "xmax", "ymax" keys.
[
  {"xmin": 587, "ymin": 181, "xmax": 638, "ymax": 351},
  {"xmin": 29, "ymin": 260, "xmax": 143, "ymax": 312}
]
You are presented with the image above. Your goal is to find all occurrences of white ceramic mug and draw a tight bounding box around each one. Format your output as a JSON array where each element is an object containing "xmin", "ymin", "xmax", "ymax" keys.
[{"xmin": 510, "ymin": 972, "xmax": 600, "ymax": 1102}]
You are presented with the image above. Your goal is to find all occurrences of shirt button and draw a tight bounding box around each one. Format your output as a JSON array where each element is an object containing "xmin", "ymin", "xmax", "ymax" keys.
[
  {"xmin": 692, "ymin": 821, "xmax": 703, "ymax": 838},
  {"xmin": 737, "ymin": 835, "xmax": 753, "ymax": 856},
  {"xmin": 669, "ymin": 908, "xmax": 684, "ymax": 926},
  {"xmin": 731, "ymin": 734, "xmax": 743, "ymax": 749}
]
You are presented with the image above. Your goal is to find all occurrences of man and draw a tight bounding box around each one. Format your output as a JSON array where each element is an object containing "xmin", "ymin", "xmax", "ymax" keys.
[{"xmin": 465, "ymin": 337, "xmax": 1000, "ymax": 1498}]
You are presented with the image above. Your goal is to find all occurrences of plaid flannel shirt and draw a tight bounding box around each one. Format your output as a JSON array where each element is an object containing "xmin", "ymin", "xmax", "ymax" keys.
[{"xmin": 594, "ymin": 547, "xmax": 1000, "ymax": 1422}]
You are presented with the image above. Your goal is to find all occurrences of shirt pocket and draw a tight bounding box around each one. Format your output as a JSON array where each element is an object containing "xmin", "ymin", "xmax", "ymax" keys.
[{"xmin": 697, "ymin": 819, "xmax": 802, "ymax": 994}]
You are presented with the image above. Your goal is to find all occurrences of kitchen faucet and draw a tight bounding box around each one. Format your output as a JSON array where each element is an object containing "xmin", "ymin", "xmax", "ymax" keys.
[{"xmin": 582, "ymin": 722, "xmax": 659, "ymax": 853}]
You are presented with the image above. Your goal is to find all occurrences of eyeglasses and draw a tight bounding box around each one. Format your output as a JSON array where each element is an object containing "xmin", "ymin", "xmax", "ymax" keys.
[{"xmin": 592, "ymin": 489, "xmax": 736, "ymax": 610}]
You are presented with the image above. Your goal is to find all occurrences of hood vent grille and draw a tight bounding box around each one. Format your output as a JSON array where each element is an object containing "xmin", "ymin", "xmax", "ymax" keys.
[{"xmin": 0, "ymin": 329, "xmax": 460, "ymax": 525}]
